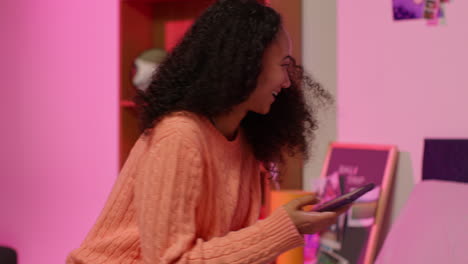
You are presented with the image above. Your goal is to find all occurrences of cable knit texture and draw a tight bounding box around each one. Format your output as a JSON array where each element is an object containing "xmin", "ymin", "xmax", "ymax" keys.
[{"xmin": 67, "ymin": 112, "xmax": 304, "ymax": 264}]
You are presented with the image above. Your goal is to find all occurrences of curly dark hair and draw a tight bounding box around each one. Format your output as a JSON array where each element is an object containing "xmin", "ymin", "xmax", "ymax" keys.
[{"xmin": 135, "ymin": 0, "xmax": 332, "ymax": 171}]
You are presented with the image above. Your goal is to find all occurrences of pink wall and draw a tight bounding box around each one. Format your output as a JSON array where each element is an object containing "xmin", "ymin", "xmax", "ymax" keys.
[
  {"xmin": 338, "ymin": 0, "xmax": 468, "ymax": 183},
  {"xmin": 0, "ymin": 0, "xmax": 119, "ymax": 263}
]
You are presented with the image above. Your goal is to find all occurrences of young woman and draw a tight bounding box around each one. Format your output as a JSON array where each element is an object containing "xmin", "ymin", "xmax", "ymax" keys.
[{"xmin": 67, "ymin": 0, "xmax": 349, "ymax": 263}]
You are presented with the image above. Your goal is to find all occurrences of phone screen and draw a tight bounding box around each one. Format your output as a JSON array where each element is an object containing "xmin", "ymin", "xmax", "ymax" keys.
[{"xmin": 312, "ymin": 183, "xmax": 375, "ymax": 212}]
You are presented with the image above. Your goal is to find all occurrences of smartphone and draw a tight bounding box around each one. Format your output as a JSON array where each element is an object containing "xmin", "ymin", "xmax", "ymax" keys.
[{"xmin": 312, "ymin": 183, "xmax": 375, "ymax": 212}]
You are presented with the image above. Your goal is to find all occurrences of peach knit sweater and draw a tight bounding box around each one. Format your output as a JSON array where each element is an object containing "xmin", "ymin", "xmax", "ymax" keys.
[{"xmin": 67, "ymin": 112, "xmax": 304, "ymax": 264}]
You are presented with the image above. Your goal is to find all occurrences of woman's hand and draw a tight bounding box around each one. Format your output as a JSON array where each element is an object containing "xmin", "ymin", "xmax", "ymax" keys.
[{"xmin": 283, "ymin": 194, "xmax": 351, "ymax": 235}]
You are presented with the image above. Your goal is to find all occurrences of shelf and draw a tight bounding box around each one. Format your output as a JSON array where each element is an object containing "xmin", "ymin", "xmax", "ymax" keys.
[
  {"xmin": 120, "ymin": 100, "xmax": 136, "ymax": 108},
  {"xmin": 123, "ymin": 0, "xmax": 196, "ymax": 3}
]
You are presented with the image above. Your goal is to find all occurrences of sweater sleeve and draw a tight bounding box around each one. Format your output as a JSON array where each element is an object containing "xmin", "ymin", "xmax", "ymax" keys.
[{"xmin": 135, "ymin": 132, "xmax": 304, "ymax": 264}]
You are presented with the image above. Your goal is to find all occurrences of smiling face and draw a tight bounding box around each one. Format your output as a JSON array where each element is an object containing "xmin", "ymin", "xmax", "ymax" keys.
[{"xmin": 244, "ymin": 28, "xmax": 292, "ymax": 115}]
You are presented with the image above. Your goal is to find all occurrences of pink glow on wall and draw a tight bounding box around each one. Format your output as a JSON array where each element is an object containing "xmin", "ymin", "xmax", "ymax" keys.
[
  {"xmin": 0, "ymin": 0, "xmax": 119, "ymax": 263},
  {"xmin": 338, "ymin": 0, "xmax": 468, "ymax": 183}
]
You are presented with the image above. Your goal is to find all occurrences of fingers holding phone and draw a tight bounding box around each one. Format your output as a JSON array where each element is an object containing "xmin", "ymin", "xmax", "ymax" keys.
[
  {"xmin": 283, "ymin": 183, "xmax": 374, "ymax": 235},
  {"xmin": 283, "ymin": 195, "xmax": 351, "ymax": 235}
]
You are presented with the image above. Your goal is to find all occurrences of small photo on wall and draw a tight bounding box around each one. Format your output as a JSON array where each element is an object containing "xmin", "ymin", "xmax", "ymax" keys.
[
  {"xmin": 392, "ymin": 0, "xmax": 443, "ymax": 20},
  {"xmin": 392, "ymin": 0, "xmax": 425, "ymax": 20}
]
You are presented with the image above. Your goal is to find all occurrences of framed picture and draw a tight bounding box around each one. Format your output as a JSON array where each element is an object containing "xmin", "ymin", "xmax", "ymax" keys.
[{"xmin": 313, "ymin": 143, "xmax": 398, "ymax": 264}]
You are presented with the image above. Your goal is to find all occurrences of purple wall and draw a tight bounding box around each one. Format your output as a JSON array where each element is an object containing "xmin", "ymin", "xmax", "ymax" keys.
[
  {"xmin": 0, "ymin": 0, "xmax": 119, "ymax": 263},
  {"xmin": 338, "ymin": 0, "xmax": 468, "ymax": 183}
]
